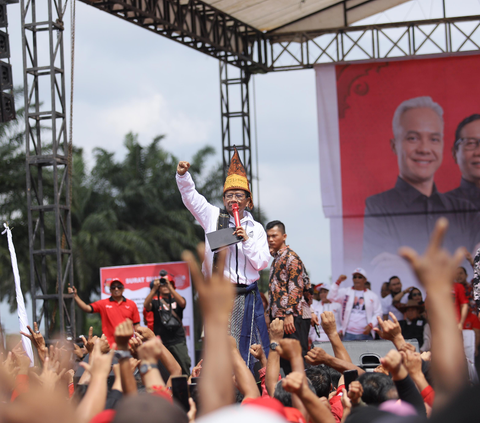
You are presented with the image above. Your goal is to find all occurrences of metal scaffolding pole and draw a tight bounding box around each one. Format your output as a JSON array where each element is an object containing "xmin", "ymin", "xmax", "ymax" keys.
[
  {"xmin": 219, "ymin": 61, "xmax": 253, "ymax": 190},
  {"xmin": 21, "ymin": 0, "xmax": 75, "ymax": 339}
]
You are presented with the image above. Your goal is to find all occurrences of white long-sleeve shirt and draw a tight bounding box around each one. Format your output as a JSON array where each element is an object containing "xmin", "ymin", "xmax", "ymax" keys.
[
  {"xmin": 327, "ymin": 283, "xmax": 383, "ymax": 336},
  {"xmin": 176, "ymin": 171, "xmax": 270, "ymax": 285}
]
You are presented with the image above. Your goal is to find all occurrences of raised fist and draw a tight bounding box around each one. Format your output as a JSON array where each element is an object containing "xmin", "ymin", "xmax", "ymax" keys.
[{"xmin": 177, "ymin": 161, "xmax": 190, "ymax": 176}]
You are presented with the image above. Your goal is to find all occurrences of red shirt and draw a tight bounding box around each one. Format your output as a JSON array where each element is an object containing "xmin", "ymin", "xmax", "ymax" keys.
[
  {"xmin": 90, "ymin": 297, "xmax": 140, "ymax": 345},
  {"xmin": 452, "ymin": 283, "xmax": 469, "ymax": 322}
]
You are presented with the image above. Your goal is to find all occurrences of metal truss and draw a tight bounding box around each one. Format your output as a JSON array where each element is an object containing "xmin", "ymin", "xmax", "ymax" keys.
[
  {"xmin": 219, "ymin": 62, "xmax": 253, "ymax": 187},
  {"xmin": 268, "ymin": 15, "xmax": 480, "ymax": 71},
  {"xmin": 80, "ymin": 0, "xmax": 268, "ymax": 72},
  {"xmin": 21, "ymin": 0, "xmax": 75, "ymax": 339}
]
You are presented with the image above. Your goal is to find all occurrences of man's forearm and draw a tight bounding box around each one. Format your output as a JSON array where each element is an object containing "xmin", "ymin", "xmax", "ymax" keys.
[
  {"xmin": 169, "ymin": 289, "xmax": 186, "ymax": 309},
  {"xmin": 428, "ymin": 287, "xmax": 468, "ymax": 407},
  {"xmin": 232, "ymin": 349, "xmax": 259, "ymax": 399},
  {"xmin": 200, "ymin": 317, "xmax": 234, "ymax": 415},
  {"xmin": 143, "ymin": 289, "xmax": 157, "ymax": 311},
  {"xmin": 75, "ymin": 295, "xmax": 92, "ymax": 313},
  {"xmin": 324, "ymin": 354, "xmax": 364, "ymax": 375},
  {"xmin": 119, "ymin": 358, "xmax": 138, "ymax": 395},
  {"xmin": 298, "ymin": 389, "xmax": 336, "ymax": 423},
  {"xmin": 266, "ymin": 350, "xmax": 280, "ymax": 397},
  {"xmin": 326, "ymin": 332, "xmax": 351, "ymax": 362}
]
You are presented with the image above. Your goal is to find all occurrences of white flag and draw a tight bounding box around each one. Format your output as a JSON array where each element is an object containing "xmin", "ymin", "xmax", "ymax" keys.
[{"xmin": 2, "ymin": 223, "xmax": 34, "ymax": 365}]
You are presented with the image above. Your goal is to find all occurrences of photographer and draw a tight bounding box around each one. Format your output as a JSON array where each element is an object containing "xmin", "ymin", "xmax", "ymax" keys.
[{"xmin": 143, "ymin": 271, "xmax": 191, "ymax": 375}]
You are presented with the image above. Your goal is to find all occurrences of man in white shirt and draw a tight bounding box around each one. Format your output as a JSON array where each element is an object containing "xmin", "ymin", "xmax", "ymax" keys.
[
  {"xmin": 328, "ymin": 268, "xmax": 383, "ymax": 340},
  {"xmin": 381, "ymin": 276, "xmax": 412, "ymax": 321},
  {"xmin": 176, "ymin": 148, "xmax": 270, "ymax": 370},
  {"xmin": 309, "ymin": 283, "xmax": 342, "ymax": 343}
]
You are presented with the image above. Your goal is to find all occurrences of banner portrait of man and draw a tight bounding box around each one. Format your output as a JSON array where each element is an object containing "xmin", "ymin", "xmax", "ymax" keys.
[{"xmin": 316, "ymin": 55, "xmax": 480, "ymax": 291}]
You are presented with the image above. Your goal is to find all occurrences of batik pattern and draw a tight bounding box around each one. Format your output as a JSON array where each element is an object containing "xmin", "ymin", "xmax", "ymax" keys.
[{"xmin": 268, "ymin": 246, "xmax": 311, "ymax": 318}]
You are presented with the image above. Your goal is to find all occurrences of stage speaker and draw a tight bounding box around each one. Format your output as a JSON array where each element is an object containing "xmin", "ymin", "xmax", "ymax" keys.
[
  {"xmin": 0, "ymin": 2, "xmax": 14, "ymax": 123},
  {"xmin": 0, "ymin": 4, "xmax": 7, "ymax": 28},
  {"xmin": 1, "ymin": 91, "xmax": 15, "ymax": 121},
  {"xmin": 0, "ymin": 30, "xmax": 9, "ymax": 59},
  {"xmin": 0, "ymin": 60, "xmax": 12, "ymax": 90},
  {"xmin": 313, "ymin": 339, "xmax": 419, "ymax": 370}
]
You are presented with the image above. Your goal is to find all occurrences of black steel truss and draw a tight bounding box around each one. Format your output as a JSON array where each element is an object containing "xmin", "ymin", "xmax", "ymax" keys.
[
  {"xmin": 268, "ymin": 15, "xmax": 480, "ymax": 71},
  {"xmin": 80, "ymin": 0, "xmax": 268, "ymax": 72},
  {"xmin": 21, "ymin": 0, "xmax": 75, "ymax": 339},
  {"xmin": 219, "ymin": 62, "xmax": 252, "ymax": 186}
]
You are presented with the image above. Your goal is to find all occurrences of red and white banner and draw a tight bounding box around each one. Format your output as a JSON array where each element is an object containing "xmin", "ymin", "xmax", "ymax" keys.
[
  {"xmin": 99, "ymin": 261, "xmax": 194, "ymax": 371},
  {"xmin": 316, "ymin": 55, "xmax": 480, "ymax": 293}
]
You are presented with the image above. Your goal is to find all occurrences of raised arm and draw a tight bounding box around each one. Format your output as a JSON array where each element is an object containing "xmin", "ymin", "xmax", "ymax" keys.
[
  {"xmin": 144, "ymin": 280, "xmax": 160, "ymax": 311},
  {"xmin": 399, "ymin": 218, "xmax": 468, "ymax": 410},
  {"xmin": 182, "ymin": 245, "xmax": 235, "ymax": 416},
  {"xmin": 265, "ymin": 318, "xmax": 284, "ymax": 397},
  {"xmin": 68, "ymin": 286, "xmax": 93, "ymax": 313},
  {"xmin": 321, "ymin": 311, "xmax": 351, "ymax": 362},
  {"xmin": 176, "ymin": 162, "xmax": 218, "ymax": 230}
]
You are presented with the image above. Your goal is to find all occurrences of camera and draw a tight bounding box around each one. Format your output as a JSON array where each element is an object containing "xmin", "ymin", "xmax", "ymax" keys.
[{"xmin": 159, "ymin": 269, "xmax": 168, "ymax": 285}]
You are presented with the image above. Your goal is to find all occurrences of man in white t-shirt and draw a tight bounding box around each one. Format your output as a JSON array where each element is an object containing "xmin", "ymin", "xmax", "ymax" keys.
[
  {"xmin": 309, "ymin": 283, "xmax": 342, "ymax": 343},
  {"xmin": 381, "ymin": 275, "xmax": 413, "ymax": 321},
  {"xmin": 328, "ymin": 268, "xmax": 383, "ymax": 340}
]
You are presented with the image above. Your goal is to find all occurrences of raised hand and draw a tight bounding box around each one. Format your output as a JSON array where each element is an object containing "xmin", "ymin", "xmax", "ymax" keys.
[
  {"xmin": 269, "ymin": 318, "xmax": 284, "ymax": 343},
  {"xmin": 282, "ymin": 371, "xmax": 305, "ymax": 395},
  {"xmin": 135, "ymin": 326, "xmax": 155, "ymax": 342},
  {"xmin": 182, "ymin": 244, "xmax": 234, "ymax": 323},
  {"xmin": 373, "ymin": 313, "xmax": 402, "ymax": 342},
  {"xmin": 249, "ymin": 344, "xmax": 267, "ymax": 367},
  {"xmin": 114, "ymin": 319, "xmax": 134, "ymax": 351},
  {"xmin": 39, "ymin": 357, "xmax": 66, "ymax": 391},
  {"xmin": 347, "ymin": 380, "xmax": 363, "ymax": 405},
  {"xmin": 80, "ymin": 339, "xmax": 114, "ymax": 379},
  {"xmin": 137, "ymin": 337, "xmax": 164, "ymax": 364},
  {"xmin": 305, "ymin": 347, "xmax": 329, "ymax": 365},
  {"xmin": 401, "ymin": 350, "xmax": 423, "ymax": 376},
  {"xmin": 177, "ymin": 161, "xmax": 191, "ymax": 176},
  {"xmin": 80, "ymin": 326, "xmax": 94, "ymax": 354},
  {"xmin": 191, "ymin": 359, "xmax": 203, "ymax": 378},
  {"xmin": 380, "ymin": 349, "xmax": 407, "ymax": 381},
  {"xmin": 20, "ymin": 322, "xmax": 47, "ymax": 363},
  {"xmin": 399, "ymin": 218, "xmax": 466, "ymax": 291}
]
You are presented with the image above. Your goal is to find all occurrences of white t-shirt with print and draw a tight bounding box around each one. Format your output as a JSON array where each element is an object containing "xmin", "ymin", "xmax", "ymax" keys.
[{"xmin": 346, "ymin": 290, "xmax": 368, "ymax": 334}]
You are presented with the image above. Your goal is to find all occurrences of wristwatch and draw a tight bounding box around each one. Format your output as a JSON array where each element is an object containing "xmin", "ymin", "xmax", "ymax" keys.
[
  {"xmin": 270, "ymin": 342, "xmax": 279, "ymax": 351},
  {"xmin": 285, "ymin": 310, "xmax": 293, "ymax": 316},
  {"xmin": 114, "ymin": 350, "xmax": 132, "ymax": 361},
  {"xmin": 139, "ymin": 362, "xmax": 158, "ymax": 375}
]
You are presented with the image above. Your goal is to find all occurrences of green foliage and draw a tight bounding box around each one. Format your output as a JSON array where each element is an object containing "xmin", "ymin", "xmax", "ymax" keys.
[{"xmin": 1, "ymin": 92, "xmax": 224, "ymax": 334}]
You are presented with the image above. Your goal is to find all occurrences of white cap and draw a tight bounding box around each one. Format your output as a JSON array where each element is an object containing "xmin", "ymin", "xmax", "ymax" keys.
[
  {"xmin": 352, "ymin": 268, "xmax": 367, "ymax": 278},
  {"xmin": 314, "ymin": 283, "xmax": 331, "ymax": 292}
]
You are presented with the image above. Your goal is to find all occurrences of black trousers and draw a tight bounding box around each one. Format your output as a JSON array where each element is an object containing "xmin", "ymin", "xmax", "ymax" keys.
[{"xmin": 280, "ymin": 316, "xmax": 311, "ymax": 375}]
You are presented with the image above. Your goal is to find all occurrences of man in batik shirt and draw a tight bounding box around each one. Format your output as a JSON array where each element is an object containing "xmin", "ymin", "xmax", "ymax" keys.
[{"xmin": 266, "ymin": 220, "xmax": 311, "ymax": 374}]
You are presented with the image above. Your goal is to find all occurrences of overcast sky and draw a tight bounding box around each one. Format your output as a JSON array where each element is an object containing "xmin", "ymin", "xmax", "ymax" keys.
[{"xmin": 2, "ymin": 0, "xmax": 479, "ymax": 333}]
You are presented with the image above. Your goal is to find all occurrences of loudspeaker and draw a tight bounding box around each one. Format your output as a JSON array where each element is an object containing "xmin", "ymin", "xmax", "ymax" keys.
[
  {"xmin": 0, "ymin": 5, "xmax": 7, "ymax": 28},
  {"xmin": 313, "ymin": 339, "xmax": 419, "ymax": 370},
  {"xmin": 0, "ymin": 61, "xmax": 12, "ymax": 90},
  {"xmin": 0, "ymin": 30, "xmax": 9, "ymax": 59},
  {"xmin": 1, "ymin": 91, "xmax": 15, "ymax": 121}
]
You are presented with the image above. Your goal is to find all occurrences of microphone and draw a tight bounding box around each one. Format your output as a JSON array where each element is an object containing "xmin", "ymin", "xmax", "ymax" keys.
[{"xmin": 232, "ymin": 203, "xmax": 241, "ymax": 228}]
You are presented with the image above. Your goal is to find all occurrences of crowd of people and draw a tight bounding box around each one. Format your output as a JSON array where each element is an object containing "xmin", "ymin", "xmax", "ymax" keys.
[{"xmin": 1, "ymin": 151, "xmax": 479, "ymax": 423}]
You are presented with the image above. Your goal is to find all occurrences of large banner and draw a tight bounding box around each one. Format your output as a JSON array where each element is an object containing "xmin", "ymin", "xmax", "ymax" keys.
[
  {"xmin": 99, "ymin": 262, "xmax": 194, "ymax": 371},
  {"xmin": 316, "ymin": 55, "xmax": 480, "ymax": 293}
]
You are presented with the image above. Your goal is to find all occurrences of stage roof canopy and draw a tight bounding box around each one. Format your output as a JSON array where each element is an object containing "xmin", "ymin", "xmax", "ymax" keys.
[{"xmin": 204, "ymin": 0, "xmax": 411, "ymax": 34}]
